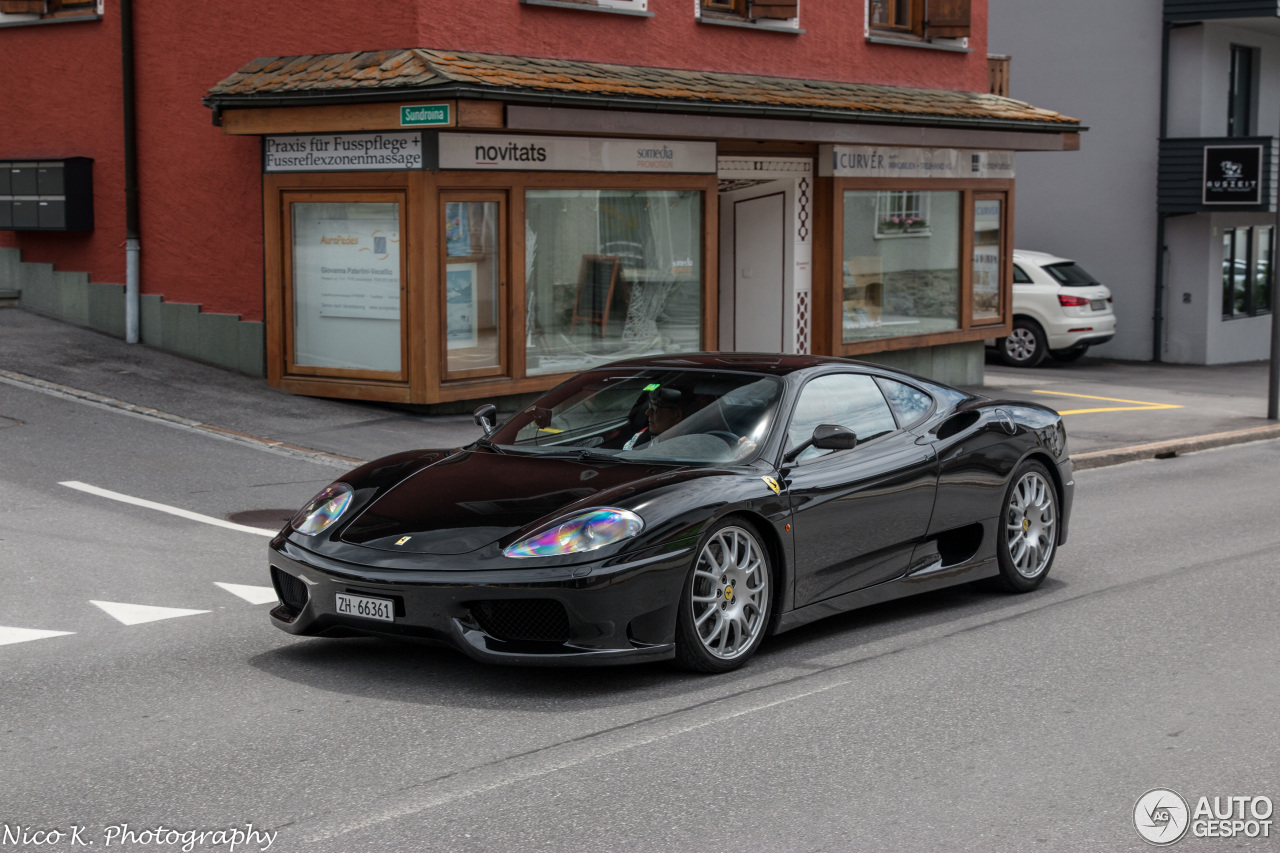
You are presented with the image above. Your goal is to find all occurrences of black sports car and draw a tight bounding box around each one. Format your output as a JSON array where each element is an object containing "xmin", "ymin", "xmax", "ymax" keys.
[{"xmin": 268, "ymin": 354, "xmax": 1072, "ymax": 672}]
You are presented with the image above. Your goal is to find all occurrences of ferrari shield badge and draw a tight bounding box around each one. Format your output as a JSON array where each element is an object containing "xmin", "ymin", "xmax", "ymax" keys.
[
  {"xmin": 761, "ymin": 476, "xmax": 782, "ymax": 495},
  {"xmin": 395, "ymin": 536, "xmax": 412, "ymax": 546}
]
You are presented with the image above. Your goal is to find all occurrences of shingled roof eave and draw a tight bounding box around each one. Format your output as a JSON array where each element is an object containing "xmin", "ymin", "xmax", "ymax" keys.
[{"xmin": 203, "ymin": 82, "xmax": 1081, "ymax": 135}]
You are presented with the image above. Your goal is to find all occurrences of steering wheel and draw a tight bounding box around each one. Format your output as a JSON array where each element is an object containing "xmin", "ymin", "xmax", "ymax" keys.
[{"xmin": 705, "ymin": 430, "xmax": 740, "ymax": 448}]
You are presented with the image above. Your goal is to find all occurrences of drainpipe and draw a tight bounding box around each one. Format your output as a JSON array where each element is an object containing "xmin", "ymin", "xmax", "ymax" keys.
[
  {"xmin": 121, "ymin": 0, "xmax": 140, "ymax": 343},
  {"xmin": 1153, "ymin": 21, "xmax": 1171, "ymax": 363},
  {"xmin": 1270, "ymin": 116, "xmax": 1280, "ymax": 418}
]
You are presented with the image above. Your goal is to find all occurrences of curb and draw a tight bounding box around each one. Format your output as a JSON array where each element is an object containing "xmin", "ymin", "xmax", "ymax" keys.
[
  {"xmin": 0, "ymin": 368, "xmax": 368, "ymax": 470},
  {"xmin": 1071, "ymin": 424, "xmax": 1280, "ymax": 470}
]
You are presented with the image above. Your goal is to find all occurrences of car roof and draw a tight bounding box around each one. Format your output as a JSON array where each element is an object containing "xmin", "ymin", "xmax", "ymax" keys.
[
  {"xmin": 595, "ymin": 352, "xmax": 873, "ymax": 377},
  {"xmin": 1013, "ymin": 249, "xmax": 1073, "ymax": 267}
]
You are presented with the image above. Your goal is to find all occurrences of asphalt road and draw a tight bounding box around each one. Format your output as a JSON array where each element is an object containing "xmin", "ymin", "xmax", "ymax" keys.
[{"xmin": 2, "ymin": 378, "xmax": 1277, "ymax": 853}]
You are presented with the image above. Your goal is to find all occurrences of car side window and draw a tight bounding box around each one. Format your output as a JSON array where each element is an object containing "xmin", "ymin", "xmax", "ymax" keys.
[
  {"xmin": 787, "ymin": 374, "xmax": 898, "ymax": 461},
  {"xmin": 875, "ymin": 377, "xmax": 934, "ymax": 428},
  {"xmin": 1013, "ymin": 264, "xmax": 1033, "ymax": 284}
]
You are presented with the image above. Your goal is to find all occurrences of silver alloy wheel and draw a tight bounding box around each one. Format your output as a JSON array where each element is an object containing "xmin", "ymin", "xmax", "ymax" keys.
[
  {"xmin": 1005, "ymin": 327, "xmax": 1039, "ymax": 362},
  {"xmin": 1004, "ymin": 470, "xmax": 1057, "ymax": 578},
  {"xmin": 689, "ymin": 525, "xmax": 769, "ymax": 660}
]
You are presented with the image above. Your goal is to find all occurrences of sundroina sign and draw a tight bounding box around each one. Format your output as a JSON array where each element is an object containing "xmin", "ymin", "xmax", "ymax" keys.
[{"xmin": 438, "ymin": 133, "xmax": 717, "ymax": 173}]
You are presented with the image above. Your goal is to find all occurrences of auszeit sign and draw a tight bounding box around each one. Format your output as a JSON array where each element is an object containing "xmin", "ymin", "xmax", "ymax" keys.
[
  {"xmin": 1203, "ymin": 145, "xmax": 1263, "ymax": 205},
  {"xmin": 819, "ymin": 145, "xmax": 1016, "ymax": 179},
  {"xmin": 439, "ymin": 133, "xmax": 717, "ymax": 173},
  {"xmin": 264, "ymin": 133, "xmax": 424, "ymax": 172}
]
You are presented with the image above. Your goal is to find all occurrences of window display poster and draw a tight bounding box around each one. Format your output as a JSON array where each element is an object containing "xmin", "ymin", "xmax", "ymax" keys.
[
  {"xmin": 445, "ymin": 202, "xmax": 471, "ymax": 257},
  {"xmin": 294, "ymin": 216, "xmax": 401, "ymax": 320},
  {"xmin": 972, "ymin": 200, "xmax": 1001, "ymax": 319},
  {"xmin": 446, "ymin": 263, "xmax": 479, "ymax": 349}
]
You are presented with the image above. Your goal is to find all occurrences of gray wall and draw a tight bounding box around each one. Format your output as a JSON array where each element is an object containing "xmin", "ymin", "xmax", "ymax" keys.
[{"xmin": 989, "ymin": 0, "xmax": 1164, "ymax": 362}]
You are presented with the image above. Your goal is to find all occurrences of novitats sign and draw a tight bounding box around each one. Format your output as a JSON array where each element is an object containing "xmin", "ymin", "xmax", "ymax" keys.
[
  {"xmin": 439, "ymin": 133, "xmax": 717, "ymax": 173},
  {"xmin": 264, "ymin": 132, "xmax": 424, "ymax": 172},
  {"xmin": 819, "ymin": 145, "xmax": 1016, "ymax": 179}
]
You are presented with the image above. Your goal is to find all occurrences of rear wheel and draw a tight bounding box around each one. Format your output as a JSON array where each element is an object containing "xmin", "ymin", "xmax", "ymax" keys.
[
  {"xmin": 673, "ymin": 518, "xmax": 772, "ymax": 673},
  {"xmin": 1000, "ymin": 319, "xmax": 1048, "ymax": 367},
  {"xmin": 995, "ymin": 460, "xmax": 1059, "ymax": 592},
  {"xmin": 1050, "ymin": 345, "xmax": 1088, "ymax": 363}
]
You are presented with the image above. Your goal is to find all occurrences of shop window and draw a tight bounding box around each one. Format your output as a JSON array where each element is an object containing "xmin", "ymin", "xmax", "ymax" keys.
[
  {"xmin": 441, "ymin": 194, "xmax": 506, "ymax": 379},
  {"xmin": 875, "ymin": 191, "xmax": 930, "ymax": 238},
  {"xmin": 869, "ymin": 0, "xmax": 969, "ymax": 40},
  {"xmin": 1222, "ymin": 226, "xmax": 1272, "ymax": 318},
  {"xmin": 288, "ymin": 199, "xmax": 404, "ymax": 376},
  {"xmin": 971, "ymin": 196, "xmax": 1003, "ymax": 323},
  {"xmin": 524, "ymin": 189, "xmax": 703, "ymax": 377},
  {"xmin": 842, "ymin": 190, "xmax": 961, "ymax": 342}
]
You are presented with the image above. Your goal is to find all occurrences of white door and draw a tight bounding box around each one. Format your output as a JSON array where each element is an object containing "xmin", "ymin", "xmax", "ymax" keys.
[{"xmin": 732, "ymin": 192, "xmax": 785, "ymax": 352}]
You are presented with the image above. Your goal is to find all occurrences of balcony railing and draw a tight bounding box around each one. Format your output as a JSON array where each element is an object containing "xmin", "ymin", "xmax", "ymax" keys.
[{"xmin": 1158, "ymin": 136, "xmax": 1276, "ymax": 214}]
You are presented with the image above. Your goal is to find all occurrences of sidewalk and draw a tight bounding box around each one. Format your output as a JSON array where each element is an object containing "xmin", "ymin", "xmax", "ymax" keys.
[{"xmin": 3, "ymin": 307, "xmax": 1279, "ymax": 469}]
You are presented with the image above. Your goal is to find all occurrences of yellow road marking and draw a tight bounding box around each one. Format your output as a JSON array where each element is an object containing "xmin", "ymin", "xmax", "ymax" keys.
[{"xmin": 1031, "ymin": 389, "xmax": 1183, "ymax": 415}]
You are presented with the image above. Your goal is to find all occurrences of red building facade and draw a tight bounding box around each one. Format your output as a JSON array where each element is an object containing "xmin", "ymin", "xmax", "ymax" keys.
[{"xmin": 0, "ymin": 0, "xmax": 1078, "ymax": 403}]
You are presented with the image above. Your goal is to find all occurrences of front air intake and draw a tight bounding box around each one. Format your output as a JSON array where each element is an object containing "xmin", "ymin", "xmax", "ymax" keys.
[
  {"xmin": 271, "ymin": 567, "xmax": 309, "ymax": 617},
  {"xmin": 469, "ymin": 599, "xmax": 570, "ymax": 643}
]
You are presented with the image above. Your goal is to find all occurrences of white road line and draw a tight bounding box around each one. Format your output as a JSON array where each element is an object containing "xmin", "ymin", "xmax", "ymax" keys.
[
  {"xmin": 0, "ymin": 626, "xmax": 75, "ymax": 647},
  {"xmin": 59, "ymin": 481, "xmax": 276, "ymax": 537},
  {"xmin": 214, "ymin": 582, "xmax": 279, "ymax": 605},
  {"xmin": 90, "ymin": 600, "xmax": 210, "ymax": 626}
]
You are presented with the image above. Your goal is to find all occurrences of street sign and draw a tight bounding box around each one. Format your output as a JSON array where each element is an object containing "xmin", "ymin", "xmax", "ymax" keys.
[{"xmin": 400, "ymin": 104, "xmax": 451, "ymax": 127}]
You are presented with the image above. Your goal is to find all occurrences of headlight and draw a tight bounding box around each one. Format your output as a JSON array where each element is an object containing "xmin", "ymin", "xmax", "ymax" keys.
[
  {"xmin": 503, "ymin": 508, "xmax": 644, "ymax": 558},
  {"xmin": 290, "ymin": 483, "xmax": 354, "ymax": 535}
]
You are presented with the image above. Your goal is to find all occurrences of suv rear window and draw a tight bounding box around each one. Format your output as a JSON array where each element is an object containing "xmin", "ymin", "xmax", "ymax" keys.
[{"xmin": 1044, "ymin": 262, "xmax": 1099, "ymax": 287}]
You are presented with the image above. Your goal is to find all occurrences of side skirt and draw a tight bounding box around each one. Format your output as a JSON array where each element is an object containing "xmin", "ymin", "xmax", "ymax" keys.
[{"xmin": 771, "ymin": 555, "xmax": 999, "ymax": 635}]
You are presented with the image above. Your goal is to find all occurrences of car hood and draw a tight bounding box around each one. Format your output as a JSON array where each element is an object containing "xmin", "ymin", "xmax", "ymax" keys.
[{"xmin": 339, "ymin": 449, "xmax": 667, "ymax": 555}]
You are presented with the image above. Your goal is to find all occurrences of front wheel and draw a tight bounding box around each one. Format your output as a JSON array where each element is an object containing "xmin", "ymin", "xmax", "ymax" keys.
[
  {"xmin": 673, "ymin": 518, "xmax": 772, "ymax": 673},
  {"xmin": 995, "ymin": 460, "xmax": 1059, "ymax": 592}
]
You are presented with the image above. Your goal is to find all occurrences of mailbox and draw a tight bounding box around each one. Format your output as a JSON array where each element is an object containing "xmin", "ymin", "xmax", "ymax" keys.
[{"xmin": 0, "ymin": 157, "xmax": 93, "ymax": 231}]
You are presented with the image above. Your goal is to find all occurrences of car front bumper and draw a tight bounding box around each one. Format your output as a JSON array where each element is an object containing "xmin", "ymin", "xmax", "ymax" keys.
[{"xmin": 267, "ymin": 537, "xmax": 694, "ymax": 666}]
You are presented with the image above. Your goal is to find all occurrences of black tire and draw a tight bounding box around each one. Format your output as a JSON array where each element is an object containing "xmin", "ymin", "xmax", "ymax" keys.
[
  {"xmin": 673, "ymin": 517, "xmax": 773, "ymax": 673},
  {"xmin": 999, "ymin": 319, "xmax": 1048, "ymax": 368},
  {"xmin": 1050, "ymin": 346, "xmax": 1088, "ymax": 363},
  {"xmin": 994, "ymin": 459, "xmax": 1059, "ymax": 593}
]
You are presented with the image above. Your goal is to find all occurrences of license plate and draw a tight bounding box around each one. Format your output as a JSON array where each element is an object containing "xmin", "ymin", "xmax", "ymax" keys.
[
  {"xmin": 1090, "ymin": 299, "xmax": 1106, "ymax": 311},
  {"xmin": 336, "ymin": 592, "xmax": 395, "ymax": 623}
]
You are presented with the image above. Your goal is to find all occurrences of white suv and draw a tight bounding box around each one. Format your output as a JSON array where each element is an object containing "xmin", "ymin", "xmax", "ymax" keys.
[{"xmin": 991, "ymin": 249, "xmax": 1117, "ymax": 367}]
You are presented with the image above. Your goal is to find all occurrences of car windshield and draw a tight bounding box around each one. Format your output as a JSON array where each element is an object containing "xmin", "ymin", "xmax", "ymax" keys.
[
  {"xmin": 1044, "ymin": 262, "xmax": 1100, "ymax": 287},
  {"xmin": 488, "ymin": 368, "xmax": 785, "ymax": 465}
]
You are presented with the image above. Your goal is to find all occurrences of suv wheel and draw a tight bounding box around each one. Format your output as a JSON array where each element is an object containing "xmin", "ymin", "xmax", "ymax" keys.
[{"xmin": 1000, "ymin": 319, "xmax": 1048, "ymax": 368}]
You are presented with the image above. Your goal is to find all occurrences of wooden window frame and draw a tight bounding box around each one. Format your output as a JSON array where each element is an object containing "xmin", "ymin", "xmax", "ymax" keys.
[
  {"xmin": 812, "ymin": 177, "xmax": 1012, "ymax": 358},
  {"xmin": 437, "ymin": 190, "xmax": 510, "ymax": 383},
  {"xmin": 869, "ymin": 0, "xmax": 970, "ymax": 40},
  {"xmin": 701, "ymin": 0, "xmax": 798, "ymax": 23},
  {"xmin": 278, "ymin": 188, "xmax": 411, "ymax": 384}
]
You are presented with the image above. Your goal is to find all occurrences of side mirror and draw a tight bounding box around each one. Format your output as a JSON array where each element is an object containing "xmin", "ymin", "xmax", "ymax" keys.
[
  {"xmin": 812, "ymin": 423, "xmax": 858, "ymax": 451},
  {"xmin": 783, "ymin": 423, "xmax": 857, "ymax": 464},
  {"xmin": 473, "ymin": 403, "xmax": 498, "ymax": 438}
]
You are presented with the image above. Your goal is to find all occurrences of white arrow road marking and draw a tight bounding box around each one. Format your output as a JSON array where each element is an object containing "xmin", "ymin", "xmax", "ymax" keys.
[
  {"xmin": 90, "ymin": 600, "xmax": 210, "ymax": 626},
  {"xmin": 0, "ymin": 627, "xmax": 75, "ymax": 646},
  {"xmin": 59, "ymin": 481, "xmax": 276, "ymax": 537},
  {"xmin": 215, "ymin": 582, "xmax": 279, "ymax": 605}
]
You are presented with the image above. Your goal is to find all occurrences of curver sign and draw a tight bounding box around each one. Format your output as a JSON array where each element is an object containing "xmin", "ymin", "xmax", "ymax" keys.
[
  {"xmin": 819, "ymin": 145, "xmax": 1016, "ymax": 179},
  {"xmin": 1203, "ymin": 145, "xmax": 1262, "ymax": 205},
  {"xmin": 438, "ymin": 133, "xmax": 717, "ymax": 173}
]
